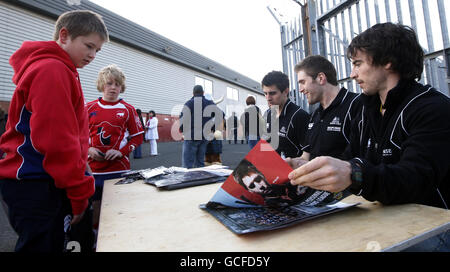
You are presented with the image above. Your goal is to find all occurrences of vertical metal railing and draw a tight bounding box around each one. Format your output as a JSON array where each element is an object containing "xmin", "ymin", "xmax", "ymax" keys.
[{"xmin": 277, "ymin": 0, "xmax": 450, "ymax": 112}]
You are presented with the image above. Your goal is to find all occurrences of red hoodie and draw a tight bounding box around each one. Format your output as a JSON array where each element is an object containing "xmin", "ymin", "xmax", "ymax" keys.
[{"xmin": 0, "ymin": 41, "xmax": 94, "ymax": 215}]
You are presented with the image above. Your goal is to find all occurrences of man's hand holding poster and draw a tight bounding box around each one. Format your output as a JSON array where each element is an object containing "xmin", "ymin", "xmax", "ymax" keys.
[{"xmin": 200, "ymin": 139, "xmax": 359, "ymax": 234}]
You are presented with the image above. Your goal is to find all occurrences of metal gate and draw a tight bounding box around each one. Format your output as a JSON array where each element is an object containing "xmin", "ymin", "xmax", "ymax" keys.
[{"xmin": 270, "ymin": 0, "xmax": 450, "ymax": 111}]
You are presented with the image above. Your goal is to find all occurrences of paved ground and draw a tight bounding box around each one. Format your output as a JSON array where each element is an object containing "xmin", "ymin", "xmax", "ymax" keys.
[{"xmin": 0, "ymin": 140, "xmax": 250, "ymax": 252}]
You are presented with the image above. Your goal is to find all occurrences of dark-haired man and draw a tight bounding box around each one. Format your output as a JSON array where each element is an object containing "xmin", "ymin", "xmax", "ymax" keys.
[
  {"xmin": 289, "ymin": 23, "xmax": 450, "ymax": 251},
  {"xmin": 262, "ymin": 71, "xmax": 309, "ymax": 159}
]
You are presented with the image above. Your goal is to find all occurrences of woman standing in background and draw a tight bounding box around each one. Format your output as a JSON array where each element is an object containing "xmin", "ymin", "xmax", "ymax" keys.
[{"xmin": 145, "ymin": 110, "xmax": 159, "ymax": 156}]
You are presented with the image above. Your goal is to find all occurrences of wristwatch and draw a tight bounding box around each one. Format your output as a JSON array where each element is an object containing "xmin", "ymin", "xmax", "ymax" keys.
[{"xmin": 348, "ymin": 159, "xmax": 363, "ymax": 196}]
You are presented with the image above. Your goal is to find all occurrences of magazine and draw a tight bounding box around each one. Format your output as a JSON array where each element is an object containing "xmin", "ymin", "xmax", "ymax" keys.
[
  {"xmin": 199, "ymin": 139, "xmax": 359, "ymax": 234},
  {"xmin": 145, "ymin": 170, "xmax": 227, "ymax": 190},
  {"xmin": 142, "ymin": 165, "xmax": 232, "ymax": 190}
]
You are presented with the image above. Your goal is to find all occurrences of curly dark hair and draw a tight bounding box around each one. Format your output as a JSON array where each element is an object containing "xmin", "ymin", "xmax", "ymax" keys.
[{"xmin": 347, "ymin": 22, "xmax": 424, "ymax": 81}]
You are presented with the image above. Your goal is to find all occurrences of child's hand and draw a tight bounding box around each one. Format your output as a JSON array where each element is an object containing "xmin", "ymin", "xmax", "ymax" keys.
[
  {"xmin": 104, "ymin": 149, "xmax": 123, "ymax": 160},
  {"xmin": 88, "ymin": 147, "xmax": 105, "ymax": 161},
  {"xmin": 71, "ymin": 210, "xmax": 85, "ymax": 225}
]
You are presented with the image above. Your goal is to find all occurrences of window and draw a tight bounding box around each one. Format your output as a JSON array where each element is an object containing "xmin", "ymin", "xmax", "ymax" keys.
[
  {"xmin": 195, "ymin": 76, "xmax": 213, "ymax": 97},
  {"xmin": 226, "ymin": 87, "xmax": 239, "ymax": 101}
]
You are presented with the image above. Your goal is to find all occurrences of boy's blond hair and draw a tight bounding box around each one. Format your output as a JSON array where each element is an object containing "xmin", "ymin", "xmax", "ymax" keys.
[
  {"xmin": 53, "ymin": 10, "xmax": 109, "ymax": 42},
  {"xmin": 96, "ymin": 64, "xmax": 126, "ymax": 93}
]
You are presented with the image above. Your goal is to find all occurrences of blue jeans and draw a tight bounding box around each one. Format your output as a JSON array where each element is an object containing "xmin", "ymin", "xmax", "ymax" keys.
[
  {"xmin": 133, "ymin": 144, "xmax": 142, "ymax": 158},
  {"xmin": 182, "ymin": 140, "xmax": 208, "ymax": 168},
  {"xmin": 247, "ymin": 136, "xmax": 260, "ymax": 150}
]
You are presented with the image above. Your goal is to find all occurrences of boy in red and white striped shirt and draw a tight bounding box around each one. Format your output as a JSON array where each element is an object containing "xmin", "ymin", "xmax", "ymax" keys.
[{"xmin": 86, "ymin": 64, "xmax": 144, "ymax": 233}]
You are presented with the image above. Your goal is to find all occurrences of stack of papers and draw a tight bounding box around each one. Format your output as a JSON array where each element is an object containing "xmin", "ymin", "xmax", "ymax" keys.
[{"xmin": 143, "ymin": 165, "xmax": 231, "ymax": 190}]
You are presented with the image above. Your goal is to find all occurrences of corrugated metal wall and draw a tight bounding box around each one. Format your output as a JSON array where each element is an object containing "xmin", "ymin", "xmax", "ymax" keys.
[
  {"xmin": 0, "ymin": 3, "xmax": 54, "ymax": 102},
  {"xmin": 0, "ymin": 1, "xmax": 264, "ymax": 117}
]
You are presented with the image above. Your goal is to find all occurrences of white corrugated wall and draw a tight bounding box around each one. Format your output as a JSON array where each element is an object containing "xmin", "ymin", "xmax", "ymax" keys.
[{"xmin": 0, "ymin": 1, "xmax": 263, "ymax": 117}]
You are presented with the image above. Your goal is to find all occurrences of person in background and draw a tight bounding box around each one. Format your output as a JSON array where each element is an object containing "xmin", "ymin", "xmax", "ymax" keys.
[
  {"xmin": 0, "ymin": 10, "xmax": 108, "ymax": 252},
  {"xmin": 205, "ymin": 108, "xmax": 225, "ymax": 165},
  {"xmin": 145, "ymin": 110, "xmax": 159, "ymax": 156},
  {"xmin": 179, "ymin": 85, "xmax": 221, "ymax": 168},
  {"xmin": 86, "ymin": 64, "xmax": 144, "ymax": 242},
  {"xmin": 227, "ymin": 112, "xmax": 239, "ymax": 144},
  {"xmin": 133, "ymin": 109, "xmax": 145, "ymax": 159},
  {"xmin": 240, "ymin": 96, "xmax": 264, "ymax": 149}
]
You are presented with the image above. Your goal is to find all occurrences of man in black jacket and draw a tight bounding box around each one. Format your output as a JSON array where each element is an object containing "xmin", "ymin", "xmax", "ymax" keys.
[
  {"xmin": 288, "ymin": 23, "xmax": 450, "ymax": 251},
  {"xmin": 285, "ymin": 55, "xmax": 362, "ymax": 205},
  {"xmin": 293, "ymin": 55, "xmax": 362, "ymax": 162},
  {"xmin": 262, "ymin": 71, "xmax": 309, "ymax": 158}
]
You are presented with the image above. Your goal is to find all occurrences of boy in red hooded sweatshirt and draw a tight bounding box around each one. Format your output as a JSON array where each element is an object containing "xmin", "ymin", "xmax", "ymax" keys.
[{"xmin": 0, "ymin": 10, "xmax": 108, "ymax": 252}]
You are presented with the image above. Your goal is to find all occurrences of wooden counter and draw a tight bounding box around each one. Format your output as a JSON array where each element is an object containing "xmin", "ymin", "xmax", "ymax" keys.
[{"xmin": 97, "ymin": 179, "xmax": 450, "ymax": 252}]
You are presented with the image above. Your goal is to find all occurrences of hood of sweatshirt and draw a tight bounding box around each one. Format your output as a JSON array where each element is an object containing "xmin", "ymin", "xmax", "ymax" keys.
[{"xmin": 9, "ymin": 41, "xmax": 77, "ymax": 85}]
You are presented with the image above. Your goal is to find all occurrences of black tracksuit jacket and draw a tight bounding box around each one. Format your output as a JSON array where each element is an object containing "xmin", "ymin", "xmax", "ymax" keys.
[
  {"xmin": 344, "ymin": 80, "xmax": 450, "ymax": 209},
  {"xmin": 265, "ymin": 100, "xmax": 309, "ymax": 158}
]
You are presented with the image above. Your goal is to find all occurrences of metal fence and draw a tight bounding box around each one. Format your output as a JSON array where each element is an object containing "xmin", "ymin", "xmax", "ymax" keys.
[{"xmin": 272, "ymin": 0, "xmax": 450, "ymax": 111}]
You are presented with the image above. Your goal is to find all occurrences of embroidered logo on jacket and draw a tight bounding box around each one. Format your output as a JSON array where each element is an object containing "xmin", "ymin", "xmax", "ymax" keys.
[
  {"xmin": 382, "ymin": 149, "xmax": 392, "ymax": 157},
  {"xmin": 327, "ymin": 126, "xmax": 341, "ymax": 132},
  {"xmin": 330, "ymin": 117, "xmax": 341, "ymax": 125},
  {"xmin": 279, "ymin": 126, "xmax": 287, "ymax": 137}
]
